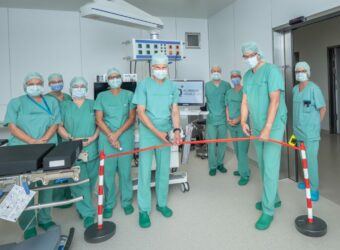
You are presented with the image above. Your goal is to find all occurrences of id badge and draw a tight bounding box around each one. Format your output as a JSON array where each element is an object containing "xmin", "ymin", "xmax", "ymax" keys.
[{"xmin": 78, "ymin": 151, "xmax": 89, "ymax": 162}]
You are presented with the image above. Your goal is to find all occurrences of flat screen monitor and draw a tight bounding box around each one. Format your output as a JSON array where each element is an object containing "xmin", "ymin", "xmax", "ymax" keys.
[
  {"xmin": 173, "ymin": 80, "xmax": 205, "ymax": 106},
  {"xmin": 94, "ymin": 82, "xmax": 137, "ymax": 100}
]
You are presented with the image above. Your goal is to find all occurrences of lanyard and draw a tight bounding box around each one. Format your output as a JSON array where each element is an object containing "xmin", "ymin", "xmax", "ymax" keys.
[{"xmin": 27, "ymin": 95, "xmax": 52, "ymax": 115}]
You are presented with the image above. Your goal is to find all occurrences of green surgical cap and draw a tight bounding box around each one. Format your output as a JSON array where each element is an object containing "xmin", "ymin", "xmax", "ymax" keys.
[
  {"xmin": 48, "ymin": 73, "xmax": 63, "ymax": 83},
  {"xmin": 70, "ymin": 76, "xmax": 88, "ymax": 89},
  {"xmin": 106, "ymin": 67, "xmax": 121, "ymax": 79},
  {"xmin": 151, "ymin": 54, "xmax": 169, "ymax": 66},
  {"xmin": 23, "ymin": 71, "xmax": 44, "ymax": 87},
  {"xmin": 295, "ymin": 61, "xmax": 311, "ymax": 77},
  {"xmin": 241, "ymin": 42, "xmax": 259, "ymax": 54},
  {"xmin": 230, "ymin": 70, "xmax": 242, "ymax": 77}
]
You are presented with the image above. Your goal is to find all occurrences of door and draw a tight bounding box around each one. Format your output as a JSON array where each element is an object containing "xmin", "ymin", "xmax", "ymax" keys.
[{"xmin": 328, "ymin": 46, "xmax": 340, "ymax": 134}]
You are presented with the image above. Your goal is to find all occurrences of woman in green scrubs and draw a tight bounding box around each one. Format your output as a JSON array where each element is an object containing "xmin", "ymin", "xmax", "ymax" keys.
[
  {"xmin": 3, "ymin": 72, "xmax": 61, "ymax": 239},
  {"xmin": 58, "ymin": 76, "xmax": 99, "ymax": 228},
  {"xmin": 95, "ymin": 67, "xmax": 136, "ymax": 219}
]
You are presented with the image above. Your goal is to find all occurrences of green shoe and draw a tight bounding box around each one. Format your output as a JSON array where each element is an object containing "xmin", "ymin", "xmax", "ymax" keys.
[
  {"xmin": 156, "ymin": 205, "xmax": 173, "ymax": 218},
  {"xmin": 238, "ymin": 176, "xmax": 249, "ymax": 186},
  {"xmin": 24, "ymin": 227, "xmax": 37, "ymax": 240},
  {"xmin": 83, "ymin": 217, "xmax": 94, "ymax": 229},
  {"xmin": 255, "ymin": 213, "xmax": 273, "ymax": 230},
  {"xmin": 217, "ymin": 164, "xmax": 227, "ymax": 173},
  {"xmin": 209, "ymin": 169, "xmax": 216, "ymax": 176},
  {"xmin": 38, "ymin": 221, "xmax": 56, "ymax": 231},
  {"xmin": 123, "ymin": 205, "xmax": 134, "ymax": 215},
  {"xmin": 233, "ymin": 171, "xmax": 240, "ymax": 176},
  {"xmin": 255, "ymin": 201, "xmax": 282, "ymax": 211},
  {"xmin": 103, "ymin": 208, "xmax": 113, "ymax": 219},
  {"xmin": 139, "ymin": 212, "xmax": 151, "ymax": 228}
]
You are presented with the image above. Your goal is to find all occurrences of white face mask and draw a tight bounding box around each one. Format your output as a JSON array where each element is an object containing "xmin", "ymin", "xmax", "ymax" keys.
[
  {"xmin": 153, "ymin": 69, "xmax": 168, "ymax": 80},
  {"xmin": 245, "ymin": 56, "xmax": 259, "ymax": 69},
  {"xmin": 26, "ymin": 85, "xmax": 43, "ymax": 97},
  {"xmin": 108, "ymin": 78, "xmax": 122, "ymax": 89},
  {"xmin": 211, "ymin": 72, "xmax": 222, "ymax": 81},
  {"xmin": 296, "ymin": 72, "xmax": 308, "ymax": 82},
  {"xmin": 72, "ymin": 88, "xmax": 87, "ymax": 99}
]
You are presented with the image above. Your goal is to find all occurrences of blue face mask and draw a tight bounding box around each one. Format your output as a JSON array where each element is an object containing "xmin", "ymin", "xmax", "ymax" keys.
[
  {"xmin": 153, "ymin": 69, "xmax": 168, "ymax": 80},
  {"xmin": 26, "ymin": 85, "xmax": 43, "ymax": 97},
  {"xmin": 72, "ymin": 88, "xmax": 86, "ymax": 99},
  {"xmin": 108, "ymin": 78, "xmax": 122, "ymax": 89},
  {"xmin": 231, "ymin": 77, "xmax": 241, "ymax": 86},
  {"xmin": 50, "ymin": 83, "xmax": 64, "ymax": 92},
  {"xmin": 211, "ymin": 72, "xmax": 222, "ymax": 81},
  {"xmin": 296, "ymin": 72, "xmax": 308, "ymax": 82}
]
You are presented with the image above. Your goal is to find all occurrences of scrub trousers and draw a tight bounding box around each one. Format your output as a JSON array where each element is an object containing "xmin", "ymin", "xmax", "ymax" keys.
[
  {"xmin": 230, "ymin": 126, "xmax": 250, "ymax": 178},
  {"xmin": 206, "ymin": 123, "xmax": 227, "ymax": 170},
  {"xmin": 253, "ymin": 128, "xmax": 285, "ymax": 216}
]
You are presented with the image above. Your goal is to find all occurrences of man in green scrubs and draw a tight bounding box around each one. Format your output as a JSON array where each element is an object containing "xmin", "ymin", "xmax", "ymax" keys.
[
  {"xmin": 225, "ymin": 70, "xmax": 250, "ymax": 186},
  {"xmin": 46, "ymin": 73, "xmax": 73, "ymax": 207},
  {"xmin": 58, "ymin": 76, "xmax": 99, "ymax": 228},
  {"xmin": 4, "ymin": 72, "xmax": 60, "ymax": 239},
  {"xmin": 95, "ymin": 67, "xmax": 136, "ymax": 219},
  {"xmin": 133, "ymin": 54, "xmax": 182, "ymax": 228},
  {"xmin": 240, "ymin": 42, "xmax": 287, "ymax": 230},
  {"xmin": 293, "ymin": 61, "xmax": 326, "ymax": 202},
  {"xmin": 205, "ymin": 65, "xmax": 231, "ymax": 176}
]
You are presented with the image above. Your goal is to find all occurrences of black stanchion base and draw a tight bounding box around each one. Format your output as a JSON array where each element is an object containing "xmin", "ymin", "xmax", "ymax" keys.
[
  {"xmin": 84, "ymin": 221, "xmax": 116, "ymax": 244},
  {"xmin": 295, "ymin": 215, "xmax": 327, "ymax": 237}
]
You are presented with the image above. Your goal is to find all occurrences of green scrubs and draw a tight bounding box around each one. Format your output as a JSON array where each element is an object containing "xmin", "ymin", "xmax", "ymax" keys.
[
  {"xmin": 45, "ymin": 92, "xmax": 73, "ymax": 203},
  {"xmin": 225, "ymin": 88, "xmax": 250, "ymax": 178},
  {"xmin": 132, "ymin": 77, "xmax": 179, "ymax": 213},
  {"xmin": 3, "ymin": 94, "xmax": 61, "ymax": 231},
  {"xmin": 293, "ymin": 82, "xmax": 325, "ymax": 192},
  {"xmin": 94, "ymin": 89, "xmax": 135, "ymax": 210},
  {"xmin": 205, "ymin": 80, "xmax": 231, "ymax": 170},
  {"xmin": 60, "ymin": 99, "xmax": 98, "ymax": 218},
  {"xmin": 243, "ymin": 63, "xmax": 287, "ymax": 216}
]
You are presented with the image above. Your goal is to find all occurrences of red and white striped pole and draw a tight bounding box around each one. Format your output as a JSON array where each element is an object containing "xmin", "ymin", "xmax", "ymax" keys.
[
  {"xmin": 299, "ymin": 142, "xmax": 313, "ymax": 224},
  {"xmin": 85, "ymin": 150, "xmax": 116, "ymax": 243}
]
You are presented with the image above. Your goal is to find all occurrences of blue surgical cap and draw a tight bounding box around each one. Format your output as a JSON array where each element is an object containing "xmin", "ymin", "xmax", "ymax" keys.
[
  {"xmin": 70, "ymin": 76, "xmax": 88, "ymax": 89},
  {"xmin": 106, "ymin": 67, "xmax": 121, "ymax": 79},
  {"xmin": 151, "ymin": 54, "xmax": 169, "ymax": 66},
  {"xmin": 295, "ymin": 61, "xmax": 311, "ymax": 77},
  {"xmin": 48, "ymin": 73, "xmax": 63, "ymax": 83}
]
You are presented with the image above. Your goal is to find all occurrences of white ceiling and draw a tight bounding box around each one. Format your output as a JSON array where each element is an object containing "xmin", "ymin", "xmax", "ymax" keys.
[{"xmin": 0, "ymin": 0, "xmax": 235, "ymax": 18}]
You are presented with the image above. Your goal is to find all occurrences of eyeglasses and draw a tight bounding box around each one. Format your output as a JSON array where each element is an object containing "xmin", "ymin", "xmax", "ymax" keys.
[
  {"xmin": 242, "ymin": 53, "xmax": 257, "ymax": 59},
  {"xmin": 107, "ymin": 75, "xmax": 121, "ymax": 80},
  {"xmin": 295, "ymin": 70, "xmax": 307, "ymax": 73}
]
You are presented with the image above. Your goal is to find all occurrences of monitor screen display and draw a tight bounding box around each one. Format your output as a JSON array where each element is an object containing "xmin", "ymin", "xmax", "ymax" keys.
[{"xmin": 173, "ymin": 80, "xmax": 205, "ymax": 106}]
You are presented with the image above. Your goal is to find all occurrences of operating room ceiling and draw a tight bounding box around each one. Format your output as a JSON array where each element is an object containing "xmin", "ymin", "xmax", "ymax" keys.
[{"xmin": 0, "ymin": 0, "xmax": 235, "ymax": 18}]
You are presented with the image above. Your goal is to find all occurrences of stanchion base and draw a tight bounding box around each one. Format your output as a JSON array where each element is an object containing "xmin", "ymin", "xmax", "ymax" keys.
[
  {"xmin": 84, "ymin": 221, "xmax": 116, "ymax": 243},
  {"xmin": 295, "ymin": 215, "xmax": 327, "ymax": 237}
]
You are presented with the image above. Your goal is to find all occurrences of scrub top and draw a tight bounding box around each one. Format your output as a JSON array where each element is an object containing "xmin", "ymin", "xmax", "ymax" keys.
[
  {"xmin": 225, "ymin": 88, "xmax": 243, "ymax": 128},
  {"xmin": 205, "ymin": 80, "xmax": 231, "ymax": 125},
  {"xmin": 293, "ymin": 81, "xmax": 326, "ymax": 141},
  {"xmin": 60, "ymin": 99, "xmax": 98, "ymax": 161},
  {"xmin": 3, "ymin": 95, "xmax": 61, "ymax": 145},
  {"xmin": 132, "ymin": 77, "xmax": 179, "ymax": 133},
  {"xmin": 243, "ymin": 63, "xmax": 287, "ymax": 132}
]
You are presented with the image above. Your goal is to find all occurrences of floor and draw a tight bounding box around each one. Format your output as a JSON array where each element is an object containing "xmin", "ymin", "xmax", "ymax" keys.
[{"xmin": 1, "ymin": 150, "xmax": 340, "ymax": 250}]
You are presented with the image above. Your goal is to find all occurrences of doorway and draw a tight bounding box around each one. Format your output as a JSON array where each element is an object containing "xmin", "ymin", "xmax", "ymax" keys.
[{"xmin": 328, "ymin": 46, "xmax": 340, "ymax": 134}]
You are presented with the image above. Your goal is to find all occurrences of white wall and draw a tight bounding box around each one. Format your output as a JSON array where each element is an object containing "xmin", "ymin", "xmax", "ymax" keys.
[
  {"xmin": 293, "ymin": 16, "xmax": 340, "ymax": 131},
  {"xmin": 0, "ymin": 8, "xmax": 210, "ymax": 124}
]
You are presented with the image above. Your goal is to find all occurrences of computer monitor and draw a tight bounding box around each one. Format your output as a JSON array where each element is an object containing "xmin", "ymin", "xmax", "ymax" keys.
[
  {"xmin": 94, "ymin": 81, "xmax": 137, "ymax": 100},
  {"xmin": 173, "ymin": 80, "xmax": 205, "ymax": 106}
]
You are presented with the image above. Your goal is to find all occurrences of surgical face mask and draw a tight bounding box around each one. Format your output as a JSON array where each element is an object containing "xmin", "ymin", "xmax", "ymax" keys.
[
  {"xmin": 231, "ymin": 77, "xmax": 241, "ymax": 86},
  {"xmin": 153, "ymin": 69, "xmax": 168, "ymax": 80},
  {"xmin": 71, "ymin": 88, "xmax": 86, "ymax": 99},
  {"xmin": 108, "ymin": 78, "xmax": 122, "ymax": 89},
  {"xmin": 211, "ymin": 72, "xmax": 222, "ymax": 81},
  {"xmin": 245, "ymin": 56, "xmax": 259, "ymax": 69},
  {"xmin": 26, "ymin": 85, "xmax": 43, "ymax": 97},
  {"xmin": 296, "ymin": 72, "xmax": 308, "ymax": 82},
  {"xmin": 50, "ymin": 83, "xmax": 63, "ymax": 92}
]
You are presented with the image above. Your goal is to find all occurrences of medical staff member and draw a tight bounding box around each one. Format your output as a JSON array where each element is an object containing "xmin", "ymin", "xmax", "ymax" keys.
[
  {"xmin": 95, "ymin": 67, "xmax": 135, "ymax": 219},
  {"xmin": 240, "ymin": 42, "xmax": 287, "ymax": 230},
  {"xmin": 205, "ymin": 65, "xmax": 230, "ymax": 176},
  {"xmin": 46, "ymin": 73, "xmax": 73, "ymax": 207},
  {"xmin": 293, "ymin": 62, "xmax": 326, "ymax": 202},
  {"xmin": 58, "ymin": 77, "xmax": 99, "ymax": 228},
  {"xmin": 133, "ymin": 54, "xmax": 181, "ymax": 228},
  {"xmin": 46, "ymin": 73, "xmax": 72, "ymax": 102},
  {"xmin": 3, "ymin": 72, "xmax": 61, "ymax": 239},
  {"xmin": 225, "ymin": 70, "xmax": 250, "ymax": 186}
]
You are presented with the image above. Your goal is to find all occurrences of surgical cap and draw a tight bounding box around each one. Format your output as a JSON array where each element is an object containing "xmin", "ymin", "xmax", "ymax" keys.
[
  {"xmin": 230, "ymin": 70, "xmax": 242, "ymax": 77},
  {"xmin": 241, "ymin": 42, "xmax": 264, "ymax": 58},
  {"xmin": 151, "ymin": 54, "xmax": 169, "ymax": 66},
  {"xmin": 23, "ymin": 72, "xmax": 44, "ymax": 87},
  {"xmin": 48, "ymin": 73, "xmax": 63, "ymax": 83},
  {"xmin": 106, "ymin": 67, "xmax": 121, "ymax": 78},
  {"xmin": 70, "ymin": 76, "xmax": 88, "ymax": 89},
  {"xmin": 295, "ymin": 61, "xmax": 311, "ymax": 77}
]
